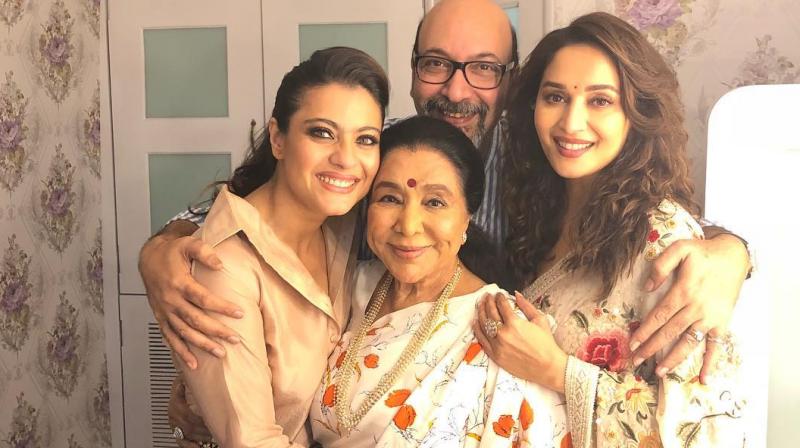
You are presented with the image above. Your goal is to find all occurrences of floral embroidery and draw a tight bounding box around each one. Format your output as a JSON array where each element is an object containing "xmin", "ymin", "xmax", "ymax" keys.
[
  {"xmin": 33, "ymin": 0, "xmax": 77, "ymax": 104},
  {"xmin": 610, "ymin": 374, "xmax": 657, "ymax": 422},
  {"xmin": 43, "ymin": 292, "xmax": 81, "ymax": 397},
  {"xmin": 577, "ymin": 329, "xmax": 630, "ymax": 372},
  {"xmin": 561, "ymin": 432, "xmax": 573, "ymax": 448},
  {"xmin": 322, "ymin": 384, "xmax": 336, "ymax": 407},
  {"xmin": 392, "ymin": 404, "xmax": 416, "ymax": 430},
  {"xmin": 335, "ymin": 350, "xmax": 347, "ymax": 368},
  {"xmin": 311, "ymin": 268, "xmax": 566, "ymax": 447},
  {"xmin": 463, "ymin": 341, "xmax": 482, "ymax": 364},
  {"xmin": 0, "ymin": 234, "xmax": 34, "ymax": 352},
  {"xmin": 518, "ymin": 399, "xmax": 533, "ymax": 430},
  {"xmin": 492, "ymin": 414, "xmax": 515, "ymax": 438},
  {"xmin": 364, "ymin": 353, "xmax": 379, "ymax": 368},
  {"xmin": 637, "ymin": 431, "xmax": 662, "ymax": 448},
  {"xmin": 0, "ymin": 71, "xmax": 31, "ymax": 193},
  {"xmin": 0, "ymin": 0, "xmax": 27, "ymax": 28},
  {"xmin": 80, "ymin": 82, "xmax": 101, "ymax": 178},
  {"xmin": 384, "ymin": 388, "xmax": 411, "ymax": 407},
  {"xmin": 529, "ymin": 200, "xmax": 745, "ymax": 448},
  {"xmin": 6, "ymin": 393, "xmax": 42, "ymax": 448},
  {"xmin": 36, "ymin": 144, "xmax": 77, "ymax": 253},
  {"xmin": 645, "ymin": 199, "xmax": 704, "ymax": 260}
]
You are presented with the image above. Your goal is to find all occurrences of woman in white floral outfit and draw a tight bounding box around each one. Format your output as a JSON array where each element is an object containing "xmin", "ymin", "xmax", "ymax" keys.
[
  {"xmin": 476, "ymin": 12, "xmax": 746, "ymax": 448},
  {"xmin": 310, "ymin": 116, "xmax": 571, "ymax": 448}
]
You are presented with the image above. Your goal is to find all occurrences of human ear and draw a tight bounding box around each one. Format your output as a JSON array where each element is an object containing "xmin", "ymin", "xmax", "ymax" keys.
[{"xmin": 268, "ymin": 118, "xmax": 284, "ymax": 160}]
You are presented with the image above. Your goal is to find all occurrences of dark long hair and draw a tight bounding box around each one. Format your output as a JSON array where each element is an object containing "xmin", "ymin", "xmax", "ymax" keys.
[
  {"xmin": 377, "ymin": 116, "xmax": 508, "ymax": 286},
  {"xmin": 228, "ymin": 46, "xmax": 389, "ymax": 198},
  {"xmin": 504, "ymin": 12, "xmax": 698, "ymax": 297}
]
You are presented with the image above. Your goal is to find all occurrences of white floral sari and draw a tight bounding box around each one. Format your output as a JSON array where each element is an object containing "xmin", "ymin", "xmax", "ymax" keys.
[{"xmin": 310, "ymin": 260, "xmax": 572, "ymax": 448}]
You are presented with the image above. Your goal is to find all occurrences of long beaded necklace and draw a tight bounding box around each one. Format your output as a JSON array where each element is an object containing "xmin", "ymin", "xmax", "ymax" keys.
[{"xmin": 334, "ymin": 264, "xmax": 463, "ymax": 433}]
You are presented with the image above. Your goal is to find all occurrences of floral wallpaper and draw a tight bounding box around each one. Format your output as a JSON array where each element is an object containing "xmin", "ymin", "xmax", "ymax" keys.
[
  {"xmin": 549, "ymin": 0, "xmax": 800, "ymax": 208},
  {"xmin": 0, "ymin": 0, "xmax": 109, "ymax": 447}
]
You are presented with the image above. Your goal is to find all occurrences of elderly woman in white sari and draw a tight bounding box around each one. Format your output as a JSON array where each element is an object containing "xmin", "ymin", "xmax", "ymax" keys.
[{"xmin": 309, "ymin": 116, "xmax": 572, "ymax": 448}]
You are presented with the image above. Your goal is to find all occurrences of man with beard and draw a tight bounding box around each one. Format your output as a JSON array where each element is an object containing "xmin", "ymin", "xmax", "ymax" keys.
[{"xmin": 141, "ymin": 1, "xmax": 752, "ymax": 444}]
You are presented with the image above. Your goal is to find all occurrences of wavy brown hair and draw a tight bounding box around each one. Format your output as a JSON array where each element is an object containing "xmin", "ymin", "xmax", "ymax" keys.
[{"xmin": 503, "ymin": 12, "xmax": 699, "ymax": 297}]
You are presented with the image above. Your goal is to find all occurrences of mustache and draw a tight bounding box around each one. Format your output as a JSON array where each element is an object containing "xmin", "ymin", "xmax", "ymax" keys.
[{"xmin": 422, "ymin": 96, "xmax": 488, "ymax": 119}]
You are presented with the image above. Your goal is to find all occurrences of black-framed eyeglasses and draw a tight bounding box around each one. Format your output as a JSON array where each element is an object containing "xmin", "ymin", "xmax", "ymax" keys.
[{"xmin": 413, "ymin": 55, "xmax": 514, "ymax": 90}]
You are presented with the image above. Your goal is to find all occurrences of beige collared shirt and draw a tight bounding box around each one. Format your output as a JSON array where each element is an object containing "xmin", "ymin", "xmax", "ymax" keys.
[{"xmin": 179, "ymin": 187, "xmax": 358, "ymax": 447}]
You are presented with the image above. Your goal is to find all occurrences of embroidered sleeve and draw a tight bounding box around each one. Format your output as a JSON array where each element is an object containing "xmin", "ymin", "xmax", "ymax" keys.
[
  {"xmin": 592, "ymin": 338, "xmax": 745, "ymax": 447},
  {"xmin": 589, "ymin": 200, "xmax": 746, "ymax": 447},
  {"xmin": 643, "ymin": 199, "xmax": 704, "ymax": 261},
  {"xmin": 565, "ymin": 356, "xmax": 600, "ymax": 448}
]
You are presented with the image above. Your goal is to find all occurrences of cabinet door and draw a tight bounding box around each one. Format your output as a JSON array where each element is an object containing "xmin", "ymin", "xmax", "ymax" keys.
[
  {"xmin": 262, "ymin": 1, "xmax": 426, "ymax": 120},
  {"xmin": 109, "ymin": 0, "xmax": 264, "ymax": 294}
]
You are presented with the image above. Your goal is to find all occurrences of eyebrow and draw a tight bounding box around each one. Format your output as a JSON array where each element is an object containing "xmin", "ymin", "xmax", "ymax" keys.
[
  {"xmin": 373, "ymin": 180, "xmax": 455, "ymax": 196},
  {"xmin": 421, "ymin": 47, "xmax": 502, "ymax": 63},
  {"xmin": 304, "ymin": 118, "xmax": 380, "ymax": 133},
  {"xmin": 541, "ymin": 81, "xmax": 619, "ymax": 94}
]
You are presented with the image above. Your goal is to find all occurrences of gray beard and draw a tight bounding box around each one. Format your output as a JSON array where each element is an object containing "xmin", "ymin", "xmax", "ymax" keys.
[{"xmin": 422, "ymin": 96, "xmax": 489, "ymax": 148}]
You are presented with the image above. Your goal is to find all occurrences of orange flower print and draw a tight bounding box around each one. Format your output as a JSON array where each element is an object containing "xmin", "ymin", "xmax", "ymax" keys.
[
  {"xmin": 393, "ymin": 404, "xmax": 416, "ymax": 430},
  {"xmin": 322, "ymin": 384, "xmax": 336, "ymax": 407},
  {"xmin": 519, "ymin": 399, "xmax": 534, "ymax": 430},
  {"xmin": 561, "ymin": 432, "xmax": 573, "ymax": 448},
  {"xmin": 335, "ymin": 350, "xmax": 347, "ymax": 368},
  {"xmin": 364, "ymin": 353, "xmax": 379, "ymax": 368},
  {"xmin": 385, "ymin": 389, "xmax": 412, "ymax": 408},
  {"xmin": 464, "ymin": 342, "xmax": 482, "ymax": 364},
  {"xmin": 492, "ymin": 414, "xmax": 515, "ymax": 438},
  {"xmin": 637, "ymin": 431, "xmax": 661, "ymax": 448}
]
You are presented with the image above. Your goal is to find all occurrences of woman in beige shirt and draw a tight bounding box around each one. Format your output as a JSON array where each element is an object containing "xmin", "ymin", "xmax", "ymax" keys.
[{"xmin": 175, "ymin": 47, "xmax": 389, "ymax": 447}]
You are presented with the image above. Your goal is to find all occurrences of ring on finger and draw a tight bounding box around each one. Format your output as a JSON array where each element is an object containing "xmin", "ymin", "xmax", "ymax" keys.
[
  {"xmin": 483, "ymin": 319, "xmax": 503, "ymax": 339},
  {"xmin": 684, "ymin": 328, "xmax": 705, "ymax": 343},
  {"xmin": 173, "ymin": 426, "xmax": 185, "ymax": 440}
]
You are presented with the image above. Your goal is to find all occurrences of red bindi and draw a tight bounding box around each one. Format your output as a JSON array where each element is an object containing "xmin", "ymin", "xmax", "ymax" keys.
[{"xmin": 406, "ymin": 178, "xmax": 417, "ymax": 188}]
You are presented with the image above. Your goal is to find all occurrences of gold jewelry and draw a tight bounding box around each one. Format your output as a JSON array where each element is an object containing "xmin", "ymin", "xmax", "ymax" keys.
[
  {"xmin": 483, "ymin": 318, "xmax": 503, "ymax": 338},
  {"xmin": 334, "ymin": 265, "xmax": 462, "ymax": 433},
  {"xmin": 461, "ymin": 232, "xmax": 467, "ymax": 244},
  {"xmin": 685, "ymin": 328, "xmax": 705, "ymax": 343}
]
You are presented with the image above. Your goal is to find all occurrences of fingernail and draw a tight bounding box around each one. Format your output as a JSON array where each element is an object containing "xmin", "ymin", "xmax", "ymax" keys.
[
  {"xmin": 644, "ymin": 279, "xmax": 654, "ymax": 291},
  {"xmin": 630, "ymin": 341, "xmax": 640, "ymax": 352},
  {"xmin": 212, "ymin": 257, "xmax": 223, "ymax": 268},
  {"xmin": 233, "ymin": 310, "xmax": 244, "ymax": 318},
  {"xmin": 632, "ymin": 357, "xmax": 643, "ymax": 367},
  {"xmin": 212, "ymin": 347, "xmax": 225, "ymax": 358},
  {"xmin": 227, "ymin": 335, "xmax": 240, "ymax": 344},
  {"xmin": 656, "ymin": 366, "xmax": 667, "ymax": 377},
  {"xmin": 188, "ymin": 360, "xmax": 197, "ymax": 370}
]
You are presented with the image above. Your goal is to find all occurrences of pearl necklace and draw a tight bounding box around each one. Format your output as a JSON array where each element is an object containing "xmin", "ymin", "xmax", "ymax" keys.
[{"xmin": 334, "ymin": 265, "xmax": 463, "ymax": 433}]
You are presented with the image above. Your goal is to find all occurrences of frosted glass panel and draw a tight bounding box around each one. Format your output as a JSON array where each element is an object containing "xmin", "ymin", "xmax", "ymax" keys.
[
  {"xmin": 144, "ymin": 27, "xmax": 229, "ymax": 118},
  {"xmin": 504, "ymin": 6, "xmax": 519, "ymax": 31},
  {"xmin": 299, "ymin": 23, "xmax": 388, "ymax": 72},
  {"xmin": 148, "ymin": 153, "xmax": 231, "ymax": 233}
]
